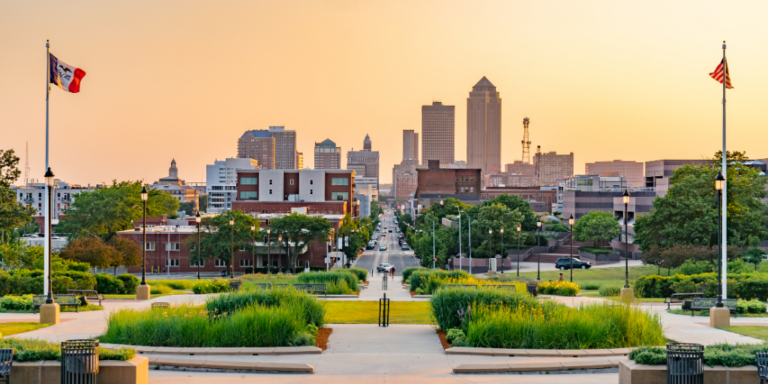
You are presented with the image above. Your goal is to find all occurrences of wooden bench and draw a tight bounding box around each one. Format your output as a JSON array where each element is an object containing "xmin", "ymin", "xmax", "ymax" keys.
[
  {"xmin": 0, "ymin": 349, "xmax": 12, "ymax": 384},
  {"xmin": 441, "ymin": 284, "xmax": 478, "ymax": 290},
  {"xmin": 690, "ymin": 297, "xmax": 737, "ymax": 317},
  {"xmin": 292, "ymin": 283, "xmax": 327, "ymax": 296},
  {"xmin": 32, "ymin": 294, "xmax": 79, "ymax": 313},
  {"xmin": 67, "ymin": 289, "xmax": 104, "ymax": 306},
  {"xmin": 151, "ymin": 302, "xmax": 170, "ymax": 309},
  {"xmin": 664, "ymin": 292, "xmax": 704, "ymax": 310}
]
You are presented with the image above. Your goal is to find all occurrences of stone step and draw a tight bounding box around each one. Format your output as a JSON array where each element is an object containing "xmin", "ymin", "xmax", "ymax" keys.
[
  {"xmin": 150, "ymin": 356, "xmax": 314, "ymax": 373},
  {"xmin": 453, "ymin": 357, "xmax": 625, "ymax": 374}
]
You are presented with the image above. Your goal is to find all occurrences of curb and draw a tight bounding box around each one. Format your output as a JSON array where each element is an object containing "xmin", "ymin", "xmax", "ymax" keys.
[
  {"xmin": 150, "ymin": 357, "xmax": 314, "ymax": 373},
  {"xmin": 445, "ymin": 347, "xmax": 633, "ymax": 357},
  {"xmin": 453, "ymin": 357, "xmax": 626, "ymax": 374},
  {"xmin": 100, "ymin": 344, "xmax": 322, "ymax": 355}
]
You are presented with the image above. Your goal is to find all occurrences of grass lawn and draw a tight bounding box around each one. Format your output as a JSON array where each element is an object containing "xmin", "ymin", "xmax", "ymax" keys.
[
  {"xmin": 0, "ymin": 304, "xmax": 103, "ymax": 313},
  {"xmin": 581, "ymin": 292, "xmax": 665, "ymax": 303},
  {"xmin": 669, "ymin": 308, "xmax": 768, "ymax": 317},
  {"xmin": 515, "ymin": 265, "xmax": 661, "ymax": 288},
  {"xmin": 0, "ymin": 322, "xmax": 51, "ymax": 337},
  {"xmin": 718, "ymin": 326, "xmax": 768, "ymax": 341},
  {"xmin": 103, "ymin": 292, "xmax": 190, "ymax": 300},
  {"xmin": 324, "ymin": 301, "xmax": 433, "ymax": 324}
]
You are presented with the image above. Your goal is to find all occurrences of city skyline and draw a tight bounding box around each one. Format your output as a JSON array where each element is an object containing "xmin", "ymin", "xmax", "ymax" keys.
[{"xmin": 3, "ymin": 1, "xmax": 768, "ymax": 185}]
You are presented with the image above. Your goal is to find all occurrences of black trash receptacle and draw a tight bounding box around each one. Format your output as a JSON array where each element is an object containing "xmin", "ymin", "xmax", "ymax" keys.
[
  {"xmin": 526, "ymin": 281, "xmax": 539, "ymax": 297},
  {"xmin": 667, "ymin": 343, "xmax": 703, "ymax": 384},
  {"xmin": 61, "ymin": 339, "xmax": 99, "ymax": 384}
]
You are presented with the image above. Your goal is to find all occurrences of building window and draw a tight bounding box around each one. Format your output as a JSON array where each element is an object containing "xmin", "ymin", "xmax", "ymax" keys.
[
  {"xmin": 165, "ymin": 259, "xmax": 180, "ymax": 267},
  {"xmin": 215, "ymin": 259, "xmax": 227, "ymax": 267},
  {"xmin": 239, "ymin": 259, "xmax": 253, "ymax": 267},
  {"xmin": 289, "ymin": 179, "xmax": 294, "ymax": 185},
  {"xmin": 331, "ymin": 178, "xmax": 349, "ymax": 186},
  {"xmin": 190, "ymin": 260, "xmax": 204, "ymax": 267},
  {"xmin": 145, "ymin": 243, "xmax": 155, "ymax": 251},
  {"xmin": 470, "ymin": 187, "xmax": 474, "ymax": 193},
  {"xmin": 332, "ymin": 192, "xmax": 349, "ymax": 200},
  {"xmin": 240, "ymin": 191, "xmax": 258, "ymax": 199},
  {"xmin": 269, "ymin": 189, "xmax": 272, "ymax": 195},
  {"xmin": 241, "ymin": 177, "xmax": 258, "ymax": 185},
  {"xmin": 310, "ymin": 189, "xmax": 313, "ymax": 195},
  {"xmin": 269, "ymin": 179, "xmax": 273, "ymax": 185},
  {"xmin": 310, "ymin": 180, "xmax": 314, "ymax": 185},
  {"xmin": 166, "ymin": 243, "xmax": 180, "ymax": 251}
]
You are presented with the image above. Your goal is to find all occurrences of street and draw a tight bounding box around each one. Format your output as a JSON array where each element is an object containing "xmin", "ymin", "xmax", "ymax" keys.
[{"xmin": 354, "ymin": 210, "xmax": 420, "ymax": 276}]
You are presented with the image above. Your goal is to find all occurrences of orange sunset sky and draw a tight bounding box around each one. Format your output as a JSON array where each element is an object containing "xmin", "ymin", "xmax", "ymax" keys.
[{"xmin": 2, "ymin": 1, "xmax": 768, "ymax": 186}]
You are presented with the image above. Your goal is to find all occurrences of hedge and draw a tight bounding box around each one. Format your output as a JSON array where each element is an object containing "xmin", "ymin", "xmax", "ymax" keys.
[
  {"xmin": 634, "ymin": 272, "xmax": 768, "ymax": 300},
  {"xmin": 631, "ymin": 343, "xmax": 768, "ymax": 368}
]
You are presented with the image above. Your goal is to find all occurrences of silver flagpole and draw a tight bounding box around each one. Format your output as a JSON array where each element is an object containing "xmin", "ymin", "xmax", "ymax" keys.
[
  {"xmin": 44, "ymin": 40, "xmax": 50, "ymax": 296},
  {"xmin": 721, "ymin": 41, "xmax": 728, "ymax": 299}
]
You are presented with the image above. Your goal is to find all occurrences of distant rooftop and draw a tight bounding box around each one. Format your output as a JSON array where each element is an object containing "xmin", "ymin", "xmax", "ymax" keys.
[{"xmin": 240, "ymin": 130, "xmax": 272, "ymax": 139}]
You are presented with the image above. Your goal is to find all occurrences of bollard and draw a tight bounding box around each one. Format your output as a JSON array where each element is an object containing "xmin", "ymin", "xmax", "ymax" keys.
[
  {"xmin": 378, "ymin": 293, "xmax": 390, "ymax": 327},
  {"xmin": 382, "ymin": 275, "xmax": 388, "ymax": 290}
]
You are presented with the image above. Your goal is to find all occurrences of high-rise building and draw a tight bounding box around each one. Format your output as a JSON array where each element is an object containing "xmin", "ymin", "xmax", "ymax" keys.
[
  {"xmin": 534, "ymin": 151, "xmax": 574, "ymax": 186},
  {"xmin": 504, "ymin": 161, "xmax": 536, "ymax": 187},
  {"xmin": 403, "ymin": 130, "xmax": 419, "ymax": 162},
  {"xmin": 269, "ymin": 126, "xmax": 297, "ymax": 169},
  {"xmin": 205, "ymin": 158, "xmax": 258, "ymax": 213},
  {"xmin": 347, "ymin": 134, "xmax": 380, "ymax": 189},
  {"xmin": 314, "ymin": 139, "xmax": 341, "ymax": 170},
  {"xmin": 392, "ymin": 159, "xmax": 418, "ymax": 200},
  {"xmin": 296, "ymin": 151, "xmax": 304, "ymax": 170},
  {"xmin": 237, "ymin": 130, "xmax": 276, "ymax": 169},
  {"xmin": 422, "ymin": 101, "xmax": 454, "ymax": 166},
  {"xmin": 467, "ymin": 77, "xmax": 502, "ymax": 177},
  {"xmin": 585, "ymin": 160, "xmax": 645, "ymax": 188}
]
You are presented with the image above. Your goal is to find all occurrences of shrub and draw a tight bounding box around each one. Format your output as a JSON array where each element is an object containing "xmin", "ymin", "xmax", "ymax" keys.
[
  {"xmin": 630, "ymin": 347, "xmax": 667, "ymax": 365},
  {"xmin": 117, "ymin": 274, "xmax": 140, "ymax": 294},
  {"xmin": 674, "ymin": 260, "xmax": 713, "ymax": 275},
  {"xmin": 192, "ymin": 279, "xmax": 230, "ymax": 294},
  {"xmin": 154, "ymin": 279, "xmax": 195, "ymax": 290},
  {"xmin": 408, "ymin": 270, "xmax": 472, "ymax": 293},
  {"xmin": 538, "ymin": 281, "xmax": 580, "ymax": 296},
  {"xmin": 599, "ymin": 285, "xmax": 622, "ymax": 297},
  {"xmin": 402, "ymin": 267, "xmax": 428, "ymax": 282},
  {"xmin": 582, "ymin": 281, "xmax": 602, "ymax": 290},
  {"xmin": 445, "ymin": 329, "xmax": 465, "ymax": 343},
  {"xmin": 430, "ymin": 286, "xmax": 539, "ymax": 331},
  {"xmin": 0, "ymin": 295, "xmax": 33, "ymax": 311},
  {"xmin": 52, "ymin": 276, "xmax": 74, "ymax": 293},
  {"xmin": 629, "ymin": 343, "xmax": 768, "ymax": 368},
  {"xmin": 297, "ymin": 270, "xmax": 359, "ymax": 291},
  {"xmin": 635, "ymin": 272, "xmax": 768, "ymax": 300},
  {"xmin": 55, "ymin": 271, "xmax": 97, "ymax": 291},
  {"xmin": 150, "ymin": 284, "xmax": 173, "ymax": 295},
  {"xmin": 736, "ymin": 299, "xmax": 766, "ymax": 314},
  {"xmin": 546, "ymin": 223, "xmax": 570, "ymax": 232},
  {"xmin": 95, "ymin": 273, "xmax": 125, "ymax": 294},
  {"xmin": 205, "ymin": 287, "xmax": 325, "ymax": 327},
  {"xmin": 347, "ymin": 268, "xmax": 368, "ymax": 282},
  {"xmin": 0, "ymin": 338, "xmax": 136, "ymax": 362}
]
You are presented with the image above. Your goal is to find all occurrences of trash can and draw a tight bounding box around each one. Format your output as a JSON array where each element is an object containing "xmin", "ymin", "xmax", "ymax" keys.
[
  {"xmin": 61, "ymin": 339, "xmax": 99, "ymax": 384},
  {"xmin": 667, "ymin": 343, "xmax": 703, "ymax": 384},
  {"xmin": 526, "ymin": 281, "xmax": 539, "ymax": 297}
]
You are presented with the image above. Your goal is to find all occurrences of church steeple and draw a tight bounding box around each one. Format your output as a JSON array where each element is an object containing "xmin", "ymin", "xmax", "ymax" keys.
[{"xmin": 169, "ymin": 159, "xmax": 178, "ymax": 178}]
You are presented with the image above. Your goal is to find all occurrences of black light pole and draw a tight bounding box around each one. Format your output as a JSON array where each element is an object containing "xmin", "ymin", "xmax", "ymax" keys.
[
  {"xmin": 278, "ymin": 235, "xmax": 282, "ymax": 271},
  {"xmin": 623, "ymin": 190, "xmax": 630, "ymax": 288},
  {"xmin": 229, "ymin": 215, "xmax": 234, "ymax": 279},
  {"xmin": 536, "ymin": 218, "xmax": 542, "ymax": 281},
  {"xmin": 715, "ymin": 172, "xmax": 725, "ymax": 307},
  {"xmin": 488, "ymin": 228, "xmax": 493, "ymax": 262},
  {"xmin": 500, "ymin": 227, "xmax": 504, "ymax": 274},
  {"xmin": 140, "ymin": 186, "xmax": 148, "ymax": 286},
  {"xmin": 516, "ymin": 225, "xmax": 521, "ymax": 277},
  {"xmin": 267, "ymin": 228, "xmax": 271, "ymax": 274},
  {"xmin": 44, "ymin": 168, "xmax": 55, "ymax": 304},
  {"xmin": 569, "ymin": 214, "xmax": 574, "ymax": 282},
  {"xmin": 195, "ymin": 212, "xmax": 201, "ymax": 280},
  {"xmin": 251, "ymin": 223, "xmax": 256, "ymax": 275}
]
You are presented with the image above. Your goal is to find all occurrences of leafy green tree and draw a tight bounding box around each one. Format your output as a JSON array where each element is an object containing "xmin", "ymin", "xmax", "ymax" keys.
[
  {"xmin": 60, "ymin": 236, "xmax": 115, "ymax": 270},
  {"xmin": 179, "ymin": 202, "xmax": 196, "ymax": 216},
  {"xmin": 573, "ymin": 211, "xmax": 621, "ymax": 248},
  {"xmin": 474, "ymin": 203, "xmax": 524, "ymax": 258},
  {"xmin": 271, "ymin": 213, "xmax": 332, "ymax": 273},
  {"xmin": 196, "ymin": 210, "xmax": 257, "ymax": 275},
  {"xmin": 743, "ymin": 247, "xmax": 767, "ymax": 271},
  {"xmin": 0, "ymin": 149, "xmax": 32, "ymax": 237},
  {"xmin": 109, "ymin": 237, "xmax": 142, "ymax": 275},
  {"xmin": 58, "ymin": 181, "xmax": 180, "ymax": 240},
  {"xmin": 199, "ymin": 195, "xmax": 208, "ymax": 212},
  {"xmin": 369, "ymin": 200, "xmax": 383, "ymax": 220},
  {"xmin": 475, "ymin": 194, "xmax": 537, "ymax": 231},
  {"xmin": 0, "ymin": 241, "xmax": 42, "ymax": 271}
]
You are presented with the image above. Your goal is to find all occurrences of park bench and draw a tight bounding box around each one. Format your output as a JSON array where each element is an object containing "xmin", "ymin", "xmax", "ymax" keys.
[
  {"xmin": 665, "ymin": 292, "xmax": 704, "ymax": 310},
  {"xmin": 32, "ymin": 294, "xmax": 79, "ymax": 313},
  {"xmin": 758, "ymin": 352, "xmax": 768, "ymax": 384},
  {"xmin": 441, "ymin": 284, "xmax": 478, "ymax": 290},
  {"xmin": 151, "ymin": 302, "xmax": 170, "ymax": 309},
  {"xmin": 67, "ymin": 289, "xmax": 104, "ymax": 306},
  {"xmin": 229, "ymin": 280, "xmax": 242, "ymax": 291},
  {"xmin": 487, "ymin": 285, "xmax": 516, "ymax": 292},
  {"xmin": 293, "ymin": 283, "xmax": 327, "ymax": 296},
  {"xmin": 0, "ymin": 348, "xmax": 12, "ymax": 384},
  {"xmin": 690, "ymin": 297, "xmax": 737, "ymax": 317}
]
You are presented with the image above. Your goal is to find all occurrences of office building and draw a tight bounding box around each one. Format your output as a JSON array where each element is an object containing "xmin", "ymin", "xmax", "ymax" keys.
[
  {"xmin": 504, "ymin": 161, "xmax": 536, "ymax": 187},
  {"xmin": 534, "ymin": 151, "xmax": 574, "ymax": 186},
  {"xmin": 346, "ymin": 134, "xmax": 380, "ymax": 189},
  {"xmin": 645, "ymin": 159, "xmax": 710, "ymax": 197},
  {"xmin": 205, "ymin": 158, "xmax": 259, "ymax": 213},
  {"xmin": 422, "ymin": 102, "xmax": 455, "ymax": 166},
  {"xmin": 586, "ymin": 160, "xmax": 645, "ymax": 188},
  {"xmin": 237, "ymin": 130, "xmax": 276, "ymax": 169},
  {"xmin": 561, "ymin": 175, "xmax": 655, "ymax": 219},
  {"xmin": 403, "ymin": 130, "xmax": 419, "ymax": 162},
  {"xmin": 467, "ymin": 77, "xmax": 502, "ymax": 177},
  {"xmin": 269, "ymin": 126, "xmax": 297, "ymax": 169},
  {"xmin": 415, "ymin": 160, "xmax": 482, "ymax": 207},
  {"xmin": 150, "ymin": 159, "xmax": 199, "ymax": 211},
  {"xmin": 296, "ymin": 151, "xmax": 304, "ymax": 170},
  {"xmin": 12, "ymin": 181, "xmax": 95, "ymax": 221},
  {"xmin": 314, "ymin": 139, "xmax": 341, "ymax": 170},
  {"xmin": 479, "ymin": 186, "xmax": 557, "ymax": 213}
]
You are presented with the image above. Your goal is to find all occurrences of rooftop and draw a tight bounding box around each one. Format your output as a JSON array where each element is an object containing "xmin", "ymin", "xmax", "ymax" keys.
[{"xmin": 240, "ymin": 130, "xmax": 272, "ymax": 139}]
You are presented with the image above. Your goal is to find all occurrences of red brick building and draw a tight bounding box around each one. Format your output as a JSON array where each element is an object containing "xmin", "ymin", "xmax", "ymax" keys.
[{"xmin": 415, "ymin": 160, "xmax": 482, "ymax": 207}]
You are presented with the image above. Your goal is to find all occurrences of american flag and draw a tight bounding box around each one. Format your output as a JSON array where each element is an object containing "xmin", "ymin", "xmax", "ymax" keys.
[{"xmin": 709, "ymin": 58, "xmax": 734, "ymax": 89}]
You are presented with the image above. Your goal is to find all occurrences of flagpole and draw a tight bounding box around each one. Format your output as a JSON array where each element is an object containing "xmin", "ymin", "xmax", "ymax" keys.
[
  {"xmin": 44, "ymin": 40, "xmax": 50, "ymax": 296},
  {"xmin": 721, "ymin": 41, "xmax": 728, "ymax": 300}
]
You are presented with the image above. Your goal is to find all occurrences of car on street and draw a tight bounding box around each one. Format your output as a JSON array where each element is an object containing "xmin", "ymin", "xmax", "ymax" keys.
[
  {"xmin": 377, "ymin": 263, "xmax": 394, "ymax": 272},
  {"xmin": 401, "ymin": 244, "xmax": 410, "ymax": 250},
  {"xmin": 388, "ymin": 229, "xmax": 393, "ymax": 233},
  {"xmin": 555, "ymin": 258, "xmax": 591, "ymax": 270},
  {"xmin": 379, "ymin": 245, "xmax": 387, "ymax": 251},
  {"xmin": 367, "ymin": 242, "xmax": 375, "ymax": 250}
]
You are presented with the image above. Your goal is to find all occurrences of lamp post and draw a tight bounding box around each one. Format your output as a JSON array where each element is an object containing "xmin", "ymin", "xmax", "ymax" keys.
[
  {"xmin": 278, "ymin": 235, "xmax": 282, "ymax": 271},
  {"xmin": 619, "ymin": 190, "xmax": 634, "ymax": 304},
  {"xmin": 715, "ymin": 172, "xmax": 725, "ymax": 308},
  {"xmin": 516, "ymin": 225, "xmax": 521, "ymax": 277},
  {"xmin": 488, "ymin": 228, "xmax": 493, "ymax": 271},
  {"xmin": 196, "ymin": 212, "xmax": 201, "ymax": 280},
  {"xmin": 569, "ymin": 214, "xmax": 574, "ymax": 282},
  {"xmin": 229, "ymin": 215, "xmax": 234, "ymax": 279},
  {"xmin": 40, "ymin": 168, "xmax": 59, "ymax": 324},
  {"xmin": 455, "ymin": 206, "xmax": 462, "ymax": 272},
  {"xmin": 267, "ymin": 227, "xmax": 271, "ymax": 274},
  {"xmin": 136, "ymin": 186, "xmax": 151, "ymax": 300},
  {"xmin": 251, "ymin": 223, "xmax": 256, "ymax": 275},
  {"xmin": 500, "ymin": 227, "xmax": 504, "ymax": 274},
  {"xmin": 536, "ymin": 218, "xmax": 541, "ymax": 281}
]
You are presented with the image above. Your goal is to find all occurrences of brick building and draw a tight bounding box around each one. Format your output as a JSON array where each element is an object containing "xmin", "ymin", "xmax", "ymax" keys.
[
  {"xmin": 237, "ymin": 130, "xmax": 276, "ymax": 169},
  {"xmin": 346, "ymin": 134, "xmax": 380, "ymax": 189},
  {"xmin": 314, "ymin": 139, "xmax": 341, "ymax": 170},
  {"xmin": 415, "ymin": 160, "xmax": 482, "ymax": 207},
  {"xmin": 534, "ymin": 151, "xmax": 574, "ymax": 186},
  {"xmin": 479, "ymin": 187, "xmax": 556, "ymax": 213},
  {"xmin": 586, "ymin": 160, "xmax": 644, "ymax": 188}
]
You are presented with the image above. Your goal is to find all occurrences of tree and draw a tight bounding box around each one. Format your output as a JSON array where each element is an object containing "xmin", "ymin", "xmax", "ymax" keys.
[
  {"xmin": 474, "ymin": 203, "xmax": 524, "ymax": 258},
  {"xmin": 58, "ymin": 181, "xmax": 180, "ymax": 240},
  {"xmin": 0, "ymin": 241, "xmax": 42, "ymax": 271},
  {"xmin": 196, "ymin": 210, "xmax": 257, "ymax": 275},
  {"xmin": 743, "ymin": 247, "xmax": 767, "ymax": 271},
  {"xmin": 271, "ymin": 213, "xmax": 332, "ymax": 273},
  {"xmin": 179, "ymin": 202, "xmax": 196, "ymax": 216},
  {"xmin": 476, "ymin": 194, "xmax": 537, "ymax": 231},
  {"xmin": 60, "ymin": 236, "xmax": 115, "ymax": 270},
  {"xmin": 0, "ymin": 149, "xmax": 32, "ymax": 236},
  {"xmin": 199, "ymin": 195, "xmax": 208, "ymax": 212},
  {"xmin": 369, "ymin": 200, "xmax": 383, "ymax": 220},
  {"xmin": 109, "ymin": 237, "xmax": 142, "ymax": 275},
  {"xmin": 573, "ymin": 211, "xmax": 620, "ymax": 248}
]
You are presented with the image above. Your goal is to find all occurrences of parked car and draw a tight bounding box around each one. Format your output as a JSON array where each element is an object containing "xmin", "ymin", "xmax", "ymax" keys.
[
  {"xmin": 377, "ymin": 263, "xmax": 394, "ymax": 272},
  {"xmin": 555, "ymin": 258, "xmax": 591, "ymax": 270},
  {"xmin": 379, "ymin": 245, "xmax": 387, "ymax": 251}
]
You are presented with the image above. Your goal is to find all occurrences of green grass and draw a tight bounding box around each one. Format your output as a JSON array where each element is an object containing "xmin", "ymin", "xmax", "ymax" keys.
[
  {"xmin": 0, "ymin": 322, "xmax": 51, "ymax": 336},
  {"xmin": 102, "ymin": 292, "xmax": 189, "ymax": 300},
  {"xmin": 517, "ymin": 265, "xmax": 660, "ymax": 288},
  {"xmin": 0, "ymin": 304, "xmax": 103, "ymax": 313},
  {"xmin": 324, "ymin": 301, "xmax": 433, "ymax": 324},
  {"xmin": 718, "ymin": 326, "xmax": 768, "ymax": 341},
  {"xmin": 578, "ymin": 246, "xmax": 618, "ymax": 255}
]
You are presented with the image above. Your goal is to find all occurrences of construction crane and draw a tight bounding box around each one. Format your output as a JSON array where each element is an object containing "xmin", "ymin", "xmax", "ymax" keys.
[{"xmin": 521, "ymin": 118, "xmax": 531, "ymax": 164}]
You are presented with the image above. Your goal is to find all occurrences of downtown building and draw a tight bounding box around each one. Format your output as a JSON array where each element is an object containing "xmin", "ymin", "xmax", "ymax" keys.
[
  {"xmin": 586, "ymin": 160, "xmax": 645, "ymax": 188},
  {"xmin": 422, "ymin": 102, "xmax": 455, "ymax": 166},
  {"xmin": 150, "ymin": 159, "xmax": 200, "ymax": 212},
  {"xmin": 414, "ymin": 160, "xmax": 482, "ymax": 208},
  {"xmin": 534, "ymin": 151, "xmax": 574, "ymax": 186},
  {"xmin": 12, "ymin": 181, "xmax": 95, "ymax": 225},
  {"xmin": 467, "ymin": 77, "xmax": 502, "ymax": 179},
  {"xmin": 504, "ymin": 161, "xmax": 536, "ymax": 187},
  {"xmin": 560, "ymin": 175, "xmax": 655, "ymax": 220},
  {"xmin": 314, "ymin": 139, "xmax": 341, "ymax": 170},
  {"xmin": 346, "ymin": 134, "xmax": 380, "ymax": 189},
  {"xmin": 205, "ymin": 158, "xmax": 259, "ymax": 213},
  {"xmin": 403, "ymin": 130, "xmax": 419, "ymax": 164},
  {"xmin": 238, "ymin": 126, "xmax": 296, "ymax": 170}
]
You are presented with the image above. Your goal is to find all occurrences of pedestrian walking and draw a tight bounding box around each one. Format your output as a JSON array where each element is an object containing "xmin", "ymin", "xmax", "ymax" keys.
[{"xmin": 391, "ymin": 266, "xmax": 396, "ymax": 277}]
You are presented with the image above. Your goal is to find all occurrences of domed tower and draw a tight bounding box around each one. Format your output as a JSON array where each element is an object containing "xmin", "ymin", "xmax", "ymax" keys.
[
  {"xmin": 169, "ymin": 159, "xmax": 178, "ymax": 178},
  {"xmin": 363, "ymin": 134, "xmax": 371, "ymax": 151}
]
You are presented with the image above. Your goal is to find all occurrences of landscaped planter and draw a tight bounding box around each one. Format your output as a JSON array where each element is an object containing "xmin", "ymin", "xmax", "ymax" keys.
[
  {"xmin": 578, "ymin": 250, "xmax": 621, "ymax": 262},
  {"xmin": 619, "ymin": 359, "xmax": 758, "ymax": 384},
  {"xmin": 11, "ymin": 356, "xmax": 148, "ymax": 384}
]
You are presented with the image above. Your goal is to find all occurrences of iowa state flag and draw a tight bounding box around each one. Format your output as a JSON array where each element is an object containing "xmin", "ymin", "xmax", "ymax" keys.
[{"xmin": 49, "ymin": 53, "xmax": 86, "ymax": 93}]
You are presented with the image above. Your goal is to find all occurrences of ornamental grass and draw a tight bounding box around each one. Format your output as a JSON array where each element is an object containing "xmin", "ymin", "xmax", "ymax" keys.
[
  {"xmin": 205, "ymin": 286, "xmax": 325, "ymax": 327},
  {"xmin": 430, "ymin": 286, "xmax": 538, "ymax": 331},
  {"xmin": 410, "ymin": 269, "xmax": 526, "ymax": 295}
]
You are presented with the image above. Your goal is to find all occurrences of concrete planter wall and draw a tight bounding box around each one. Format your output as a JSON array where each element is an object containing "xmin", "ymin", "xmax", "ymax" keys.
[
  {"xmin": 619, "ymin": 360, "xmax": 758, "ymax": 384},
  {"xmin": 578, "ymin": 250, "xmax": 621, "ymax": 262},
  {"xmin": 11, "ymin": 356, "xmax": 148, "ymax": 384}
]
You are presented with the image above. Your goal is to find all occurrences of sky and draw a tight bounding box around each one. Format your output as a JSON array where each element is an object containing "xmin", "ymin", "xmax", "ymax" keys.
[{"xmin": 2, "ymin": 0, "xmax": 768, "ymax": 186}]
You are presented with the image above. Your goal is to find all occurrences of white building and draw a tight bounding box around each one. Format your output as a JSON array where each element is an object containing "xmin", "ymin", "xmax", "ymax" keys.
[
  {"xmin": 11, "ymin": 181, "xmax": 95, "ymax": 220},
  {"xmin": 206, "ymin": 158, "xmax": 259, "ymax": 213}
]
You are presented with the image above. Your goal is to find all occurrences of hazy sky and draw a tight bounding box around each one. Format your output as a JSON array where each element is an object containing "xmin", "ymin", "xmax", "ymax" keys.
[{"xmin": 2, "ymin": 1, "xmax": 768, "ymax": 185}]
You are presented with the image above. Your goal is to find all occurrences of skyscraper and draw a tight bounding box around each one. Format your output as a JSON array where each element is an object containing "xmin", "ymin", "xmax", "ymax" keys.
[
  {"xmin": 422, "ymin": 101, "xmax": 454, "ymax": 166},
  {"xmin": 467, "ymin": 76, "xmax": 502, "ymax": 177},
  {"xmin": 296, "ymin": 151, "xmax": 304, "ymax": 169},
  {"xmin": 314, "ymin": 139, "xmax": 341, "ymax": 169},
  {"xmin": 347, "ymin": 134, "xmax": 380, "ymax": 189},
  {"xmin": 238, "ymin": 130, "xmax": 276, "ymax": 169},
  {"xmin": 269, "ymin": 126, "xmax": 297, "ymax": 169},
  {"xmin": 403, "ymin": 130, "xmax": 419, "ymax": 163}
]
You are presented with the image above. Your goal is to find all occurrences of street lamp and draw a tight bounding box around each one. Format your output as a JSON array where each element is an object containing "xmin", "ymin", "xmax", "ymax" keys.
[
  {"xmin": 251, "ymin": 223, "xmax": 256, "ymax": 275},
  {"xmin": 536, "ymin": 218, "xmax": 542, "ymax": 281},
  {"xmin": 516, "ymin": 225, "xmax": 521, "ymax": 277},
  {"xmin": 488, "ymin": 228, "xmax": 493, "ymax": 263},
  {"xmin": 229, "ymin": 215, "xmax": 234, "ymax": 279},
  {"xmin": 278, "ymin": 235, "xmax": 283, "ymax": 271},
  {"xmin": 44, "ymin": 168, "xmax": 55, "ymax": 304},
  {"xmin": 500, "ymin": 227, "xmax": 504, "ymax": 274},
  {"xmin": 715, "ymin": 172, "xmax": 725, "ymax": 308},
  {"xmin": 266, "ymin": 227, "xmax": 271, "ymax": 274},
  {"xmin": 622, "ymin": 190, "xmax": 630, "ymax": 289},
  {"xmin": 569, "ymin": 214, "xmax": 574, "ymax": 282},
  {"xmin": 196, "ymin": 212, "xmax": 201, "ymax": 280},
  {"xmin": 135, "ymin": 186, "xmax": 151, "ymax": 300}
]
